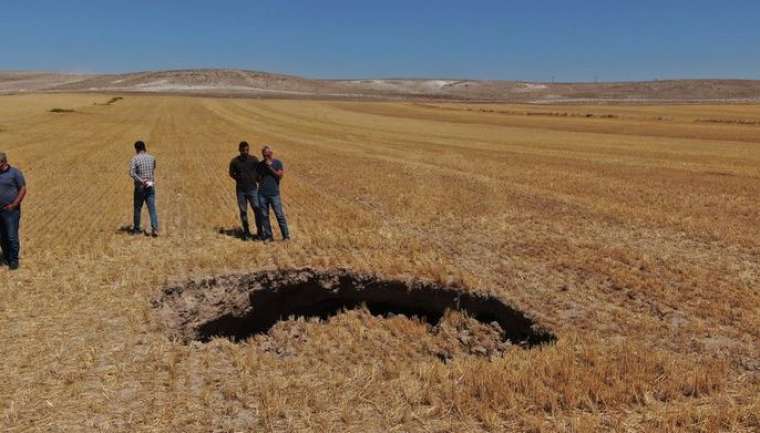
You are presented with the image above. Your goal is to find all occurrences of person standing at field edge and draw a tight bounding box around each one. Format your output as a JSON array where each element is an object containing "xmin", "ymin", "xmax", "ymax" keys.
[
  {"xmin": 257, "ymin": 145, "xmax": 289, "ymax": 241},
  {"xmin": 229, "ymin": 141, "xmax": 263, "ymax": 240},
  {"xmin": 129, "ymin": 140, "xmax": 160, "ymax": 237},
  {"xmin": 0, "ymin": 152, "xmax": 27, "ymax": 271}
]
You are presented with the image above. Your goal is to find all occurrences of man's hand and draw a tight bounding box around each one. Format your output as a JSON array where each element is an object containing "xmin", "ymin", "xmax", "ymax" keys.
[
  {"xmin": 265, "ymin": 159, "xmax": 273, "ymax": 166},
  {"xmin": 6, "ymin": 186, "xmax": 26, "ymax": 210}
]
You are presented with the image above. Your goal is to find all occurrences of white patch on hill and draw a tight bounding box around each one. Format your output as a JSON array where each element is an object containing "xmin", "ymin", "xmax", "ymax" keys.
[{"xmin": 515, "ymin": 83, "xmax": 548, "ymax": 92}]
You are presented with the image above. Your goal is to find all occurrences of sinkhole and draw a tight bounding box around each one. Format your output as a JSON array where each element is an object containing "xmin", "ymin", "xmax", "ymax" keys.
[{"xmin": 153, "ymin": 268, "xmax": 556, "ymax": 353}]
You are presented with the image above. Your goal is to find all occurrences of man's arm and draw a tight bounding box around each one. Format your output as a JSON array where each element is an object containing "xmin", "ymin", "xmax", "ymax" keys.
[
  {"xmin": 4, "ymin": 185, "xmax": 26, "ymax": 210},
  {"xmin": 229, "ymin": 160, "xmax": 238, "ymax": 181},
  {"xmin": 266, "ymin": 160, "xmax": 285, "ymax": 179},
  {"xmin": 129, "ymin": 158, "xmax": 144, "ymax": 183}
]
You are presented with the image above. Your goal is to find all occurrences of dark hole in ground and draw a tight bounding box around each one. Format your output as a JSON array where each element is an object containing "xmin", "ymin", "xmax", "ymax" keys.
[{"xmin": 154, "ymin": 268, "xmax": 556, "ymax": 349}]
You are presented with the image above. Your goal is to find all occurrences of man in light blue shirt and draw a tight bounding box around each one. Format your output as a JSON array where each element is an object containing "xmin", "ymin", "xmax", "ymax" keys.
[
  {"xmin": 0, "ymin": 152, "xmax": 27, "ymax": 270},
  {"xmin": 256, "ymin": 145, "xmax": 289, "ymax": 241}
]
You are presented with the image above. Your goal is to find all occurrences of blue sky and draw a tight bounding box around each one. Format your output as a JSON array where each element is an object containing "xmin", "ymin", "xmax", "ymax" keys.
[{"xmin": 1, "ymin": 0, "xmax": 759, "ymax": 81}]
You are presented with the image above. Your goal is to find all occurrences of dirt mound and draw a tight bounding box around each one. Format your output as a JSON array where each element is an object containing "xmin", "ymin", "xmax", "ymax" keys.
[{"xmin": 153, "ymin": 268, "xmax": 555, "ymax": 358}]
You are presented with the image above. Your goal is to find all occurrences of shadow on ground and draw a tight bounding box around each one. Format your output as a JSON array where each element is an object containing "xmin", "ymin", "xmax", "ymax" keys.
[
  {"xmin": 214, "ymin": 226, "xmax": 249, "ymax": 240},
  {"xmin": 117, "ymin": 225, "xmax": 153, "ymax": 237}
]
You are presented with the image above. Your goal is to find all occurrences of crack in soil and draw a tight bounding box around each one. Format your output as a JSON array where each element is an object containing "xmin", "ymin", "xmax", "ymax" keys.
[{"xmin": 153, "ymin": 268, "xmax": 556, "ymax": 351}]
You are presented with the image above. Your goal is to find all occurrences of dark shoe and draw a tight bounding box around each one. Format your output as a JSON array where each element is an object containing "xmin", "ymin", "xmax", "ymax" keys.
[
  {"xmin": 8, "ymin": 262, "xmax": 19, "ymax": 271},
  {"xmin": 151, "ymin": 229, "xmax": 159, "ymax": 238},
  {"xmin": 241, "ymin": 233, "xmax": 252, "ymax": 241},
  {"xmin": 130, "ymin": 228, "xmax": 142, "ymax": 235},
  {"xmin": 282, "ymin": 236, "xmax": 290, "ymax": 241},
  {"xmin": 262, "ymin": 237, "xmax": 274, "ymax": 243}
]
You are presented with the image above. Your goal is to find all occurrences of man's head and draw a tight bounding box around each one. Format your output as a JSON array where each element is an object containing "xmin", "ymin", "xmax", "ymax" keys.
[
  {"xmin": 239, "ymin": 141, "xmax": 250, "ymax": 156},
  {"xmin": 261, "ymin": 145, "xmax": 273, "ymax": 160},
  {"xmin": 134, "ymin": 140, "xmax": 146, "ymax": 153},
  {"xmin": 0, "ymin": 152, "xmax": 7, "ymax": 170}
]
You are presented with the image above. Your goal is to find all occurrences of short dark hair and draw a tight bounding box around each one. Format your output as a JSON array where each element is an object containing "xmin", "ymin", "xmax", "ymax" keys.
[
  {"xmin": 239, "ymin": 141, "xmax": 249, "ymax": 151},
  {"xmin": 134, "ymin": 140, "xmax": 146, "ymax": 152}
]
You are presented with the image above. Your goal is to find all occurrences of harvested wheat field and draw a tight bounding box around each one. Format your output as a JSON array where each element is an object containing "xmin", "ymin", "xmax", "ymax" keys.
[{"xmin": 1, "ymin": 93, "xmax": 760, "ymax": 432}]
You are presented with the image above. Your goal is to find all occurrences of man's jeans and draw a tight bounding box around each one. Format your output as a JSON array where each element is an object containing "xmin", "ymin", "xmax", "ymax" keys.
[
  {"xmin": 133, "ymin": 186, "xmax": 159, "ymax": 232},
  {"xmin": 237, "ymin": 188, "xmax": 263, "ymax": 237},
  {"xmin": 0, "ymin": 207, "xmax": 21, "ymax": 264},
  {"xmin": 258, "ymin": 193, "xmax": 289, "ymax": 240}
]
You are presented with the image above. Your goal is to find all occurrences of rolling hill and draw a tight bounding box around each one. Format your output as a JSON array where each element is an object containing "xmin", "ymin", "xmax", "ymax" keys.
[{"xmin": 2, "ymin": 68, "xmax": 760, "ymax": 102}]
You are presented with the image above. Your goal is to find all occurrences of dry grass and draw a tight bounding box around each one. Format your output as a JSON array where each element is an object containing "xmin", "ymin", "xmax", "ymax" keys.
[{"xmin": 0, "ymin": 94, "xmax": 759, "ymax": 432}]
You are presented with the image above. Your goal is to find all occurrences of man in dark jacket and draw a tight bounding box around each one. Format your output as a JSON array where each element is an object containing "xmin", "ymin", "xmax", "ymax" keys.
[
  {"xmin": 0, "ymin": 152, "xmax": 27, "ymax": 270},
  {"xmin": 229, "ymin": 141, "xmax": 262, "ymax": 240}
]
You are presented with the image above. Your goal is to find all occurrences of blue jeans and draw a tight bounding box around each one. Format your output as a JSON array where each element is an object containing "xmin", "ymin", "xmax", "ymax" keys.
[
  {"xmin": 0, "ymin": 207, "xmax": 21, "ymax": 264},
  {"xmin": 258, "ymin": 193, "xmax": 289, "ymax": 240},
  {"xmin": 133, "ymin": 186, "xmax": 159, "ymax": 232},
  {"xmin": 236, "ymin": 188, "xmax": 263, "ymax": 237}
]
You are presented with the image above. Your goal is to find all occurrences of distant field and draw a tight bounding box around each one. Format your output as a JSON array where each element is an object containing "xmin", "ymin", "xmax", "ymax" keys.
[{"xmin": 1, "ymin": 93, "xmax": 759, "ymax": 432}]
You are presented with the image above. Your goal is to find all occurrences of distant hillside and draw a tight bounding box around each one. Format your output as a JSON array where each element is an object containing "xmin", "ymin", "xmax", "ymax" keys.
[
  {"xmin": 50, "ymin": 69, "xmax": 341, "ymax": 95},
  {"xmin": 2, "ymin": 69, "xmax": 760, "ymax": 102},
  {"xmin": 0, "ymin": 71, "xmax": 89, "ymax": 93}
]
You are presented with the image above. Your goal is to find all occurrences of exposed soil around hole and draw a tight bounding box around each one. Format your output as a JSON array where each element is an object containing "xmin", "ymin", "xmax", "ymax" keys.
[{"xmin": 153, "ymin": 268, "xmax": 555, "ymax": 358}]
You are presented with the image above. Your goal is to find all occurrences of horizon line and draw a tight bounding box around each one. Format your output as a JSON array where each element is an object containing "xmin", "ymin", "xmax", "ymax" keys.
[{"xmin": 2, "ymin": 68, "xmax": 760, "ymax": 85}]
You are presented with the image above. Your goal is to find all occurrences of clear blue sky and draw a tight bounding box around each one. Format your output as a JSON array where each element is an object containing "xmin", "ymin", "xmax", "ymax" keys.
[{"xmin": 2, "ymin": 0, "xmax": 759, "ymax": 81}]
